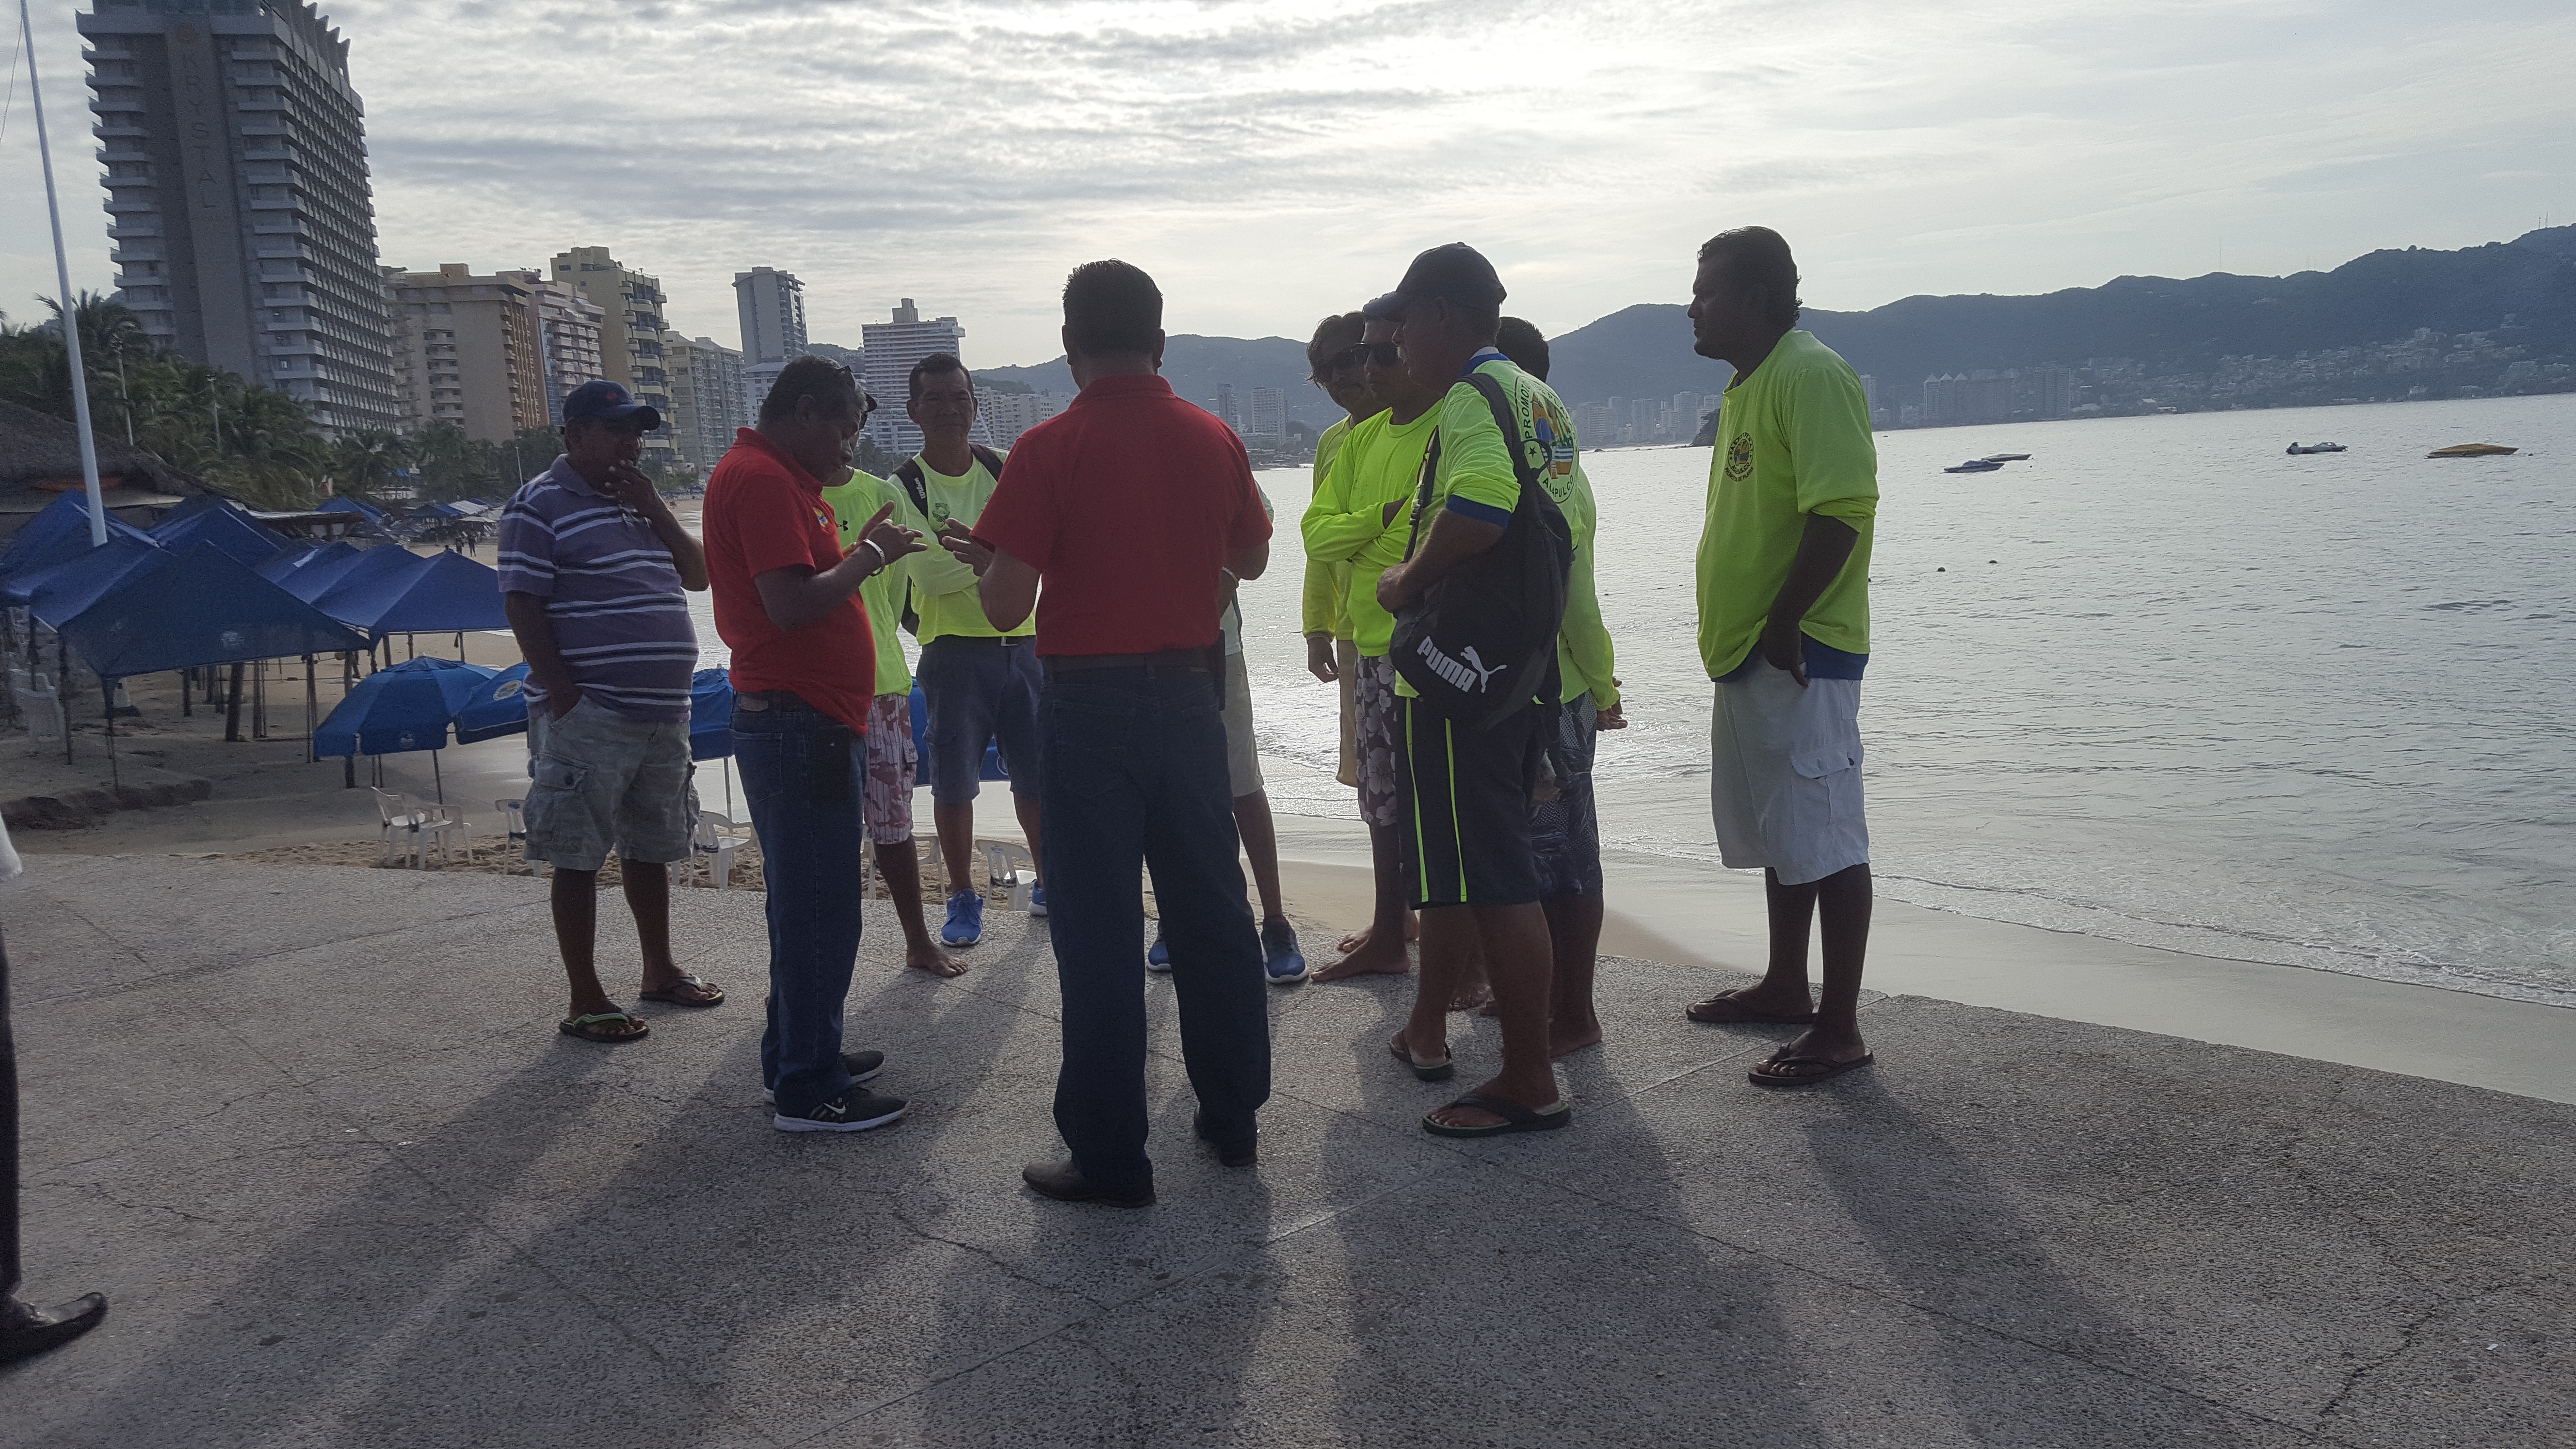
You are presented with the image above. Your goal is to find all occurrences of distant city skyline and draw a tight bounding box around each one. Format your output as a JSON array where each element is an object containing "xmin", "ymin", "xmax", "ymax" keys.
[{"xmin": 6, "ymin": 1, "xmax": 2567, "ymax": 374}]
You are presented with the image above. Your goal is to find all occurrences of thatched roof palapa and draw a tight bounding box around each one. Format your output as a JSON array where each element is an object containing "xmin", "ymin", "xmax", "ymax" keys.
[{"xmin": 0, "ymin": 399, "xmax": 209, "ymax": 511}]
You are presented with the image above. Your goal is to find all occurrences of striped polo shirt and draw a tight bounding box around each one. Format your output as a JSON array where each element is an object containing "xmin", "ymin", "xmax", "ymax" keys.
[{"xmin": 495, "ymin": 456, "xmax": 698, "ymax": 721}]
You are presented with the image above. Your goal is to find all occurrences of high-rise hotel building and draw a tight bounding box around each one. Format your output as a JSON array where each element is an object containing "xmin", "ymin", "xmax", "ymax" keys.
[
  {"xmin": 861, "ymin": 299, "xmax": 983, "ymax": 457},
  {"xmin": 80, "ymin": 0, "xmax": 400, "ymax": 438}
]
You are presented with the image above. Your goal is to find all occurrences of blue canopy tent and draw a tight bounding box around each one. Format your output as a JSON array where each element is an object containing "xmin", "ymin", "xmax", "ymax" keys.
[
  {"xmin": 2, "ymin": 534, "xmax": 164, "ymax": 624},
  {"xmin": 318, "ymin": 495, "xmax": 387, "ymax": 524},
  {"xmin": 327, "ymin": 549, "xmax": 508, "ymax": 644},
  {"xmin": 255, "ymin": 539, "xmax": 338, "ymax": 582},
  {"xmin": 311, "ymin": 546, "xmax": 429, "ymax": 622},
  {"xmin": 312, "ymin": 656, "xmax": 498, "ymax": 802},
  {"xmin": 454, "ymin": 661, "xmax": 531, "ymax": 745},
  {"xmin": 0, "ymin": 492, "xmax": 155, "ymax": 583},
  {"xmin": 51, "ymin": 544, "xmax": 370, "ymax": 777},
  {"xmin": 149, "ymin": 505, "xmax": 287, "ymax": 568},
  {"xmin": 275, "ymin": 542, "xmax": 374, "ymax": 603}
]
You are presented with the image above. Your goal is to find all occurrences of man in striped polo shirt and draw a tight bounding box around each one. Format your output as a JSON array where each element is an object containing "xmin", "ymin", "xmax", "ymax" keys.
[{"xmin": 499, "ymin": 380, "xmax": 720, "ymax": 1045}]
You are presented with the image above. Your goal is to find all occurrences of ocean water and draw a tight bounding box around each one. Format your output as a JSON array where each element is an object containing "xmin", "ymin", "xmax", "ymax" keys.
[
  {"xmin": 682, "ymin": 394, "xmax": 2574, "ymax": 1005},
  {"xmin": 1232, "ymin": 393, "xmax": 2576, "ymax": 1006}
]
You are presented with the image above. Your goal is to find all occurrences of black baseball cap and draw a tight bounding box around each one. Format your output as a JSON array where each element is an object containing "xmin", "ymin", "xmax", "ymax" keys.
[
  {"xmin": 562, "ymin": 379, "xmax": 662, "ymax": 431},
  {"xmin": 1363, "ymin": 242, "xmax": 1507, "ymax": 320}
]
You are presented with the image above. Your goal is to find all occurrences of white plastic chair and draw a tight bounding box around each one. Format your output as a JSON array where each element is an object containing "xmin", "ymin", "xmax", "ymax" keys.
[
  {"xmin": 373, "ymin": 788, "xmax": 468, "ymax": 868},
  {"xmin": 494, "ymin": 798, "xmax": 531, "ymax": 874},
  {"xmin": 14, "ymin": 672, "xmax": 64, "ymax": 741},
  {"xmin": 981, "ymin": 839, "xmax": 1039, "ymax": 912},
  {"xmin": 692, "ymin": 809, "xmax": 749, "ymax": 889}
]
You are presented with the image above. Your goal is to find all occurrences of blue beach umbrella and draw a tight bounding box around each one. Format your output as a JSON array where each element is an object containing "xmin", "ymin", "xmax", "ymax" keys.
[
  {"xmin": 313, "ymin": 656, "xmax": 498, "ymax": 802},
  {"xmin": 453, "ymin": 661, "xmax": 532, "ymax": 744}
]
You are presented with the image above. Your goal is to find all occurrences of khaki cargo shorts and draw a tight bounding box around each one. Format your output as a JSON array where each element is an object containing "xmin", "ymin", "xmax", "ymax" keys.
[{"xmin": 523, "ymin": 697, "xmax": 699, "ymax": 871}]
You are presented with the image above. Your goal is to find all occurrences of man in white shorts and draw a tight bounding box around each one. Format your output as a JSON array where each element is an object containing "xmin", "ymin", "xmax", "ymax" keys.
[
  {"xmin": 1150, "ymin": 485, "xmax": 1309, "ymax": 985},
  {"xmin": 1681, "ymin": 226, "xmax": 1881, "ymax": 1087}
]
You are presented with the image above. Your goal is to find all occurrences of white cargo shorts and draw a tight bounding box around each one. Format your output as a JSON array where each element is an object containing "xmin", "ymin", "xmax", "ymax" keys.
[{"xmin": 1708, "ymin": 664, "xmax": 1868, "ymax": 886}]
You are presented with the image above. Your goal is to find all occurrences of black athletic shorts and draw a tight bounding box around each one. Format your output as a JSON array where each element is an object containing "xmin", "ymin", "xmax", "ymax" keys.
[{"xmin": 1396, "ymin": 696, "xmax": 1547, "ymax": 909}]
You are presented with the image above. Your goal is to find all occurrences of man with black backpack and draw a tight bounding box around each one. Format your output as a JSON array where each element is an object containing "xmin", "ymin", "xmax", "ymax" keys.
[
  {"xmin": 1369, "ymin": 244, "xmax": 1578, "ymax": 1139},
  {"xmin": 902, "ymin": 354, "xmax": 1046, "ymax": 947}
]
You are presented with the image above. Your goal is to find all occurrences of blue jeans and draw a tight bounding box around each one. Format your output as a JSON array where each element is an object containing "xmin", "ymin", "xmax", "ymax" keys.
[
  {"xmin": 733, "ymin": 694, "xmax": 866, "ymax": 1117},
  {"xmin": 1040, "ymin": 665, "xmax": 1271, "ymax": 1192}
]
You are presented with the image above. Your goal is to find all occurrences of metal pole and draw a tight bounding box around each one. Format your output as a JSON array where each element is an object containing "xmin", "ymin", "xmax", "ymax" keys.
[{"xmin": 21, "ymin": 0, "xmax": 109, "ymax": 547}]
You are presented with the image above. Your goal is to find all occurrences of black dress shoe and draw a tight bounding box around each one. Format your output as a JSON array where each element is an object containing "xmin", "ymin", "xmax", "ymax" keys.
[
  {"xmin": 1193, "ymin": 1111, "xmax": 1257, "ymax": 1167},
  {"xmin": 1021, "ymin": 1159, "xmax": 1154, "ymax": 1208},
  {"xmin": 0, "ymin": 1292, "xmax": 108, "ymax": 1367}
]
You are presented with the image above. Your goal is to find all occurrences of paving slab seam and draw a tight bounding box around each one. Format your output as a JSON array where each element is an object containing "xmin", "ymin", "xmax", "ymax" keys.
[
  {"xmin": 778, "ymin": 1153, "xmax": 1481, "ymax": 1449},
  {"xmin": 1445, "ymin": 1152, "xmax": 2353, "ymax": 1447}
]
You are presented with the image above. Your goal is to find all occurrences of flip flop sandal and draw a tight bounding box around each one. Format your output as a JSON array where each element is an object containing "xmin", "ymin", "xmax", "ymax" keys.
[
  {"xmin": 1388, "ymin": 1031, "xmax": 1455, "ymax": 1082},
  {"xmin": 1686, "ymin": 992, "xmax": 1818, "ymax": 1025},
  {"xmin": 639, "ymin": 975, "xmax": 725, "ymax": 1007},
  {"xmin": 1748, "ymin": 1052, "xmax": 1875, "ymax": 1087},
  {"xmin": 1422, "ymin": 1091, "xmax": 1571, "ymax": 1139},
  {"xmin": 559, "ymin": 1010, "xmax": 650, "ymax": 1044}
]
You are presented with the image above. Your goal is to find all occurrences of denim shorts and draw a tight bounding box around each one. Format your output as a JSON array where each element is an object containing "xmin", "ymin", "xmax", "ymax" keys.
[
  {"xmin": 523, "ymin": 697, "xmax": 698, "ymax": 871},
  {"xmin": 918, "ymin": 636, "xmax": 1042, "ymax": 803}
]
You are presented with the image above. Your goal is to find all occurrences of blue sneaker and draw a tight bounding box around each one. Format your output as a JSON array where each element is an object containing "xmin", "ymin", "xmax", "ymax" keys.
[
  {"xmin": 1261, "ymin": 918, "xmax": 1308, "ymax": 985},
  {"xmin": 1146, "ymin": 930, "xmax": 1173, "ymax": 974},
  {"xmin": 942, "ymin": 890, "xmax": 984, "ymax": 946},
  {"xmin": 1028, "ymin": 884, "xmax": 1049, "ymax": 918}
]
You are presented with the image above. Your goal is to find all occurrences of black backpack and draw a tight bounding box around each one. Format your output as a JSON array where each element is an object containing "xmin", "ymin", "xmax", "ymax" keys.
[
  {"xmin": 890, "ymin": 445, "xmax": 1006, "ymax": 637},
  {"xmin": 1388, "ymin": 371, "xmax": 1572, "ymax": 730}
]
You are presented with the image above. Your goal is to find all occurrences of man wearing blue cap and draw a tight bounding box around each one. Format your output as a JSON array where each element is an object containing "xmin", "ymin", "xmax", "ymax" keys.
[{"xmin": 499, "ymin": 380, "xmax": 717, "ymax": 1045}]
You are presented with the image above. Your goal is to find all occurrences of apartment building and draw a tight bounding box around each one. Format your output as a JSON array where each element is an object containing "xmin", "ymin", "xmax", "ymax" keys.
[
  {"xmin": 500, "ymin": 270, "xmax": 606, "ymax": 427},
  {"xmin": 548, "ymin": 246, "xmax": 677, "ymax": 465},
  {"xmin": 663, "ymin": 333, "xmax": 747, "ymax": 475},
  {"xmin": 80, "ymin": 0, "xmax": 399, "ymax": 437},
  {"xmin": 384, "ymin": 265, "xmax": 545, "ymax": 441},
  {"xmin": 860, "ymin": 299, "xmax": 973, "ymax": 456}
]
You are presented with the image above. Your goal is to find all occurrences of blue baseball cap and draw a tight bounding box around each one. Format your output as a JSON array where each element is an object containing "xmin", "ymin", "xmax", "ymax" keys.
[
  {"xmin": 562, "ymin": 379, "xmax": 662, "ymax": 431},
  {"xmin": 1363, "ymin": 242, "xmax": 1507, "ymax": 320}
]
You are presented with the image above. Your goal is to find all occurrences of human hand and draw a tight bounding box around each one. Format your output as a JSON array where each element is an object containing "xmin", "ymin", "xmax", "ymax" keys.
[
  {"xmin": 598, "ymin": 462, "xmax": 660, "ymax": 512},
  {"xmin": 937, "ymin": 518, "xmax": 994, "ymax": 576},
  {"xmin": 1597, "ymin": 700, "xmax": 1626, "ymax": 730},
  {"xmin": 1305, "ymin": 633, "xmax": 1339, "ymax": 682},
  {"xmin": 1381, "ymin": 498, "xmax": 1405, "ymax": 527},
  {"xmin": 1375, "ymin": 562, "xmax": 1413, "ymax": 611},
  {"xmin": 1757, "ymin": 617, "xmax": 1808, "ymax": 687},
  {"xmin": 856, "ymin": 502, "xmax": 924, "ymax": 567},
  {"xmin": 547, "ymin": 687, "xmax": 583, "ymax": 720}
]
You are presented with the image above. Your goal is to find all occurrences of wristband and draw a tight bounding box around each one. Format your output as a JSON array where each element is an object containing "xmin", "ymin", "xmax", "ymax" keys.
[{"xmin": 862, "ymin": 538, "xmax": 888, "ymax": 572}]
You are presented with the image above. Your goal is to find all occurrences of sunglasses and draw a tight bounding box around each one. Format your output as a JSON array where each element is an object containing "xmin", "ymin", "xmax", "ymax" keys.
[{"xmin": 1330, "ymin": 342, "xmax": 1401, "ymax": 371}]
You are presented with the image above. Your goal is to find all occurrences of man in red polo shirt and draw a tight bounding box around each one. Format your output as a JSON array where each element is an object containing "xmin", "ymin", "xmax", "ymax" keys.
[
  {"xmin": 703, "ymin": 355, "xmax": 924, "ymax": 1134},
  {"xmin": 940, "ymin": 260, "xmax": 1273, "ymax": 1207}
]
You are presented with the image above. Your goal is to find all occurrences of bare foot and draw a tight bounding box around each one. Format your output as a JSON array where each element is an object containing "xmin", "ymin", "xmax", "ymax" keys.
[
  {"xmin": 1684, "ymin": 984, "xmax": 1816, "ymax": 1025},
  {"xmin": 905, "ymin": 942, "xmax": 969, "ymax": 979},
  {"xmin": 1451, "ymin": 982, "xmax": 1494, "ymax": 1013},
  {"xmin": 1548, "ymin": 1021, "xmax": 1604, "ymax": 1059},
  {"xmin": 1336, "ymin": 913, "xmax": 1421, "ymax": 952},
  {"xmin": 1314, "ymin": 933, "xmax": 1411, "ymax": 982}
]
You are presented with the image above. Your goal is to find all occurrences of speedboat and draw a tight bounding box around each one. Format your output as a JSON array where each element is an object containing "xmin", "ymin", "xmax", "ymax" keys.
[
  {"xmin": 2286, "ymin": 442, "xmax": 2346, "ymax": 455},
  {"xmin": 1943, "ymin": 459, "xmax": 2005, "ymax": 473},
  {"xmin": 2428, "ymin": 442, "xmax": 2516, "ymax": 458},
  {"xmin": 1980, "ymin": 452, "xmax": 2031, "ymax": 462}
]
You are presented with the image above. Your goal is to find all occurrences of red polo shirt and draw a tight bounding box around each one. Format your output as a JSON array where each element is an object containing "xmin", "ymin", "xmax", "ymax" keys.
[
  {"xmin": 975, "ymin": 374, "xmax": 1271, "ymax": 656},
  {"xmin": 703, "ymin": 427, "xmax": 876, "ymax": 731}
]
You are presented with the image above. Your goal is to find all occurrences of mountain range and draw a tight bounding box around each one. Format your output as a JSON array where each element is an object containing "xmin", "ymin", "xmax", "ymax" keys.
[{"xmin": 977, "ymin": 226, "xmax": 2576, "ymax": 424}]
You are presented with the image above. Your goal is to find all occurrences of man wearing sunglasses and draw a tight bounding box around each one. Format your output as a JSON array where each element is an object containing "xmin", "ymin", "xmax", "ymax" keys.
[{"xmin": 1304, "ymin": 321, "xmax": 1442, "ymax": 985}]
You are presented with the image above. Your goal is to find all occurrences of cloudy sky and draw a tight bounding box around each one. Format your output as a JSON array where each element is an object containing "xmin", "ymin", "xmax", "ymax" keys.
[{"xmin": 4, "ymin": 0, "xmax": 2572, "ymax": 366}]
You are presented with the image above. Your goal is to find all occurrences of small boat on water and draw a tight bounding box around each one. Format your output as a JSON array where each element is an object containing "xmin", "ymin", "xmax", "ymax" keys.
[
  {"xmin": 1980, "ymin": 452, "xmax": 2031, "ymax": 462},
  {"xmin": 2286, "ymin": 442, "xmax": 2346, "ymax": 455},
  {"xmin": 1943, "ymin": 459, "xmax": 2005, "ymax": 474},
  {"xmin": 2428, "ymin": 442, "xmax": 2517, "ymax": 458}
]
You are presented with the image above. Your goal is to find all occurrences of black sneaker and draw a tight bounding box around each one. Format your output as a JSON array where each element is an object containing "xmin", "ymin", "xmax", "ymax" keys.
[
  {"xmin": 764, "ymin": 1050, "xmax": 885, "ymax": 1104},
  {"xmin": 774, "ymin": 1087, "xmax": 907, "ymax": 1133}
]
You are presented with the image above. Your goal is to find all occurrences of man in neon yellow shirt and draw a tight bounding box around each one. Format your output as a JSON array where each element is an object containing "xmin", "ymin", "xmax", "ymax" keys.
[
  {"xmin": 1304, "ymin": 314, "xmax": 1441, "ymax": 983},
  {"xmin": 902, "ymin": 354, "xmax": 1045, "ymax": 948},
  {"xmin": 1368, "ymin": 243, "xmax": 1575, "ymax": 1140},
  {"xmin": 820, "ymin": 456, "xmax": 967, "ymax": 981},
  {"xmin": 1680, "ymin": 226, "xmax": 1880, "ymax": 1088},
  {"xmin": 1300, "ymin": 312, "xmax": 1372, "ymax": 790},
  {"xmin": 1493, "ymin": 317, "xmax": 1623, "ymax": 1060}
]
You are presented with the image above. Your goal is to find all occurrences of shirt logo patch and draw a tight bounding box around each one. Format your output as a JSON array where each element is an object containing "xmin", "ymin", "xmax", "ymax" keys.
[{"xmin": 1724, "ymin": 433, "xmax": 1755, "ymax": 482}]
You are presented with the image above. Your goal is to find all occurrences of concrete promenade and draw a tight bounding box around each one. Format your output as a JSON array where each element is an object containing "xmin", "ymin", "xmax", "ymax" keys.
[{"xmin": 1, "ymin": 855, "xmax": 2569, "ymax": 1447}]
